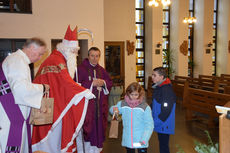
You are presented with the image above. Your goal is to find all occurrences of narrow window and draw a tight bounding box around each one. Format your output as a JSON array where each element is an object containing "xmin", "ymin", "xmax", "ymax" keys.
[
  {"xmin": 162, "ymin": 5, "xmax": 171, "ymax": 77},
  {"xmin": 212, "ymin": 0, "xmax": 218, "ymax": 75},
  {"xmin": 188, "ymin": 0, "xmax": 195, "ymax": 77},
  {"xmin": 0, "ymin": 0, "xmax": 32, "ymax": 13},
  {"xmin": 135, "ymin": 0, "xmax": 145, "ymax": 87}
]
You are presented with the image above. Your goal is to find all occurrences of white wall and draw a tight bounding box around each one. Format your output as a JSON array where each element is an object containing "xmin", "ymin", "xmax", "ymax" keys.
[
  {"xmin": 217, "ymin": 0, "xmax": 230, "ymax": 75},
  {"xmin": 145, "ymin": 2, "xmax": 164, "ymax": 88},
  {"xmin": 145, "ymin": 3, "xmax": 164, "ymax": 88},
  {"xmin": 170, "ymin": 0, "xmax": 189, "ymax": 77},
  {"xmin": 0, "ymin": 0, "xmax": 104, "ymax": 72},
  {"xmin": 145, "ymin": 0, "xmax": 230, "ymax": 79},
  {"xmin": 145, "ymin": 1, "xmax": 153, "ymax": 88},
  {"xmin": 151, "ymin": 6, "xmax": 163, "ymax": 70},
  {"xmin": 104, "ymin": 0, "xmax": 136, "ymax": 88},
  {"xmin": 193, "ymin": 0, "xmax": 214, "ymax": 77},
  {"xmin": 1, "ymin": 0, "xmax": 230, "ymax": 87}
]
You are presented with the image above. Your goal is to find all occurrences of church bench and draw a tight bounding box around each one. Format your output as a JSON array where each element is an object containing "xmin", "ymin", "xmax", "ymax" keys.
[
  {"xmin": 172, "ymin": 76, "xmax": 217, "ymax": 100},
  {"xmin": 197, "ymin": 78, "xmax": 219, "ymax": 92},
  {"xmin": 198, "ymin": 74, "xmax": 220, "ymax": 81},
  {"xmin": 182, "ymin": 81, "xmax": 230, "ymax": 126},
  {"xmin": 220, "ymin": 74, "xmax": 230, "ymax": 80},
  {"xmin": 172, "ymin": 76, "xmax": 191, "ymax": 101},
  {"xmin": 174, "ymin": 75, "xmax": 189, "ymax": 82},
  {"xmin": 217, "ymin": 79, "xmax": 230, "ymax": 93},
  {"xmin": 173, "ymin": 75, "xmax": 230, "ymax": 106},
  {"xmin": 184, "ymin": 77, "xmax": 219, "ymax": 92},
  {"xmin": 224, "ymin": 86, "xmax": 230, "ymax": 94},
  {"xmin": 147, "ymin": 76, "xmax": 154, "ymax": 99},
  {"xmin": 172, "ymin": 79, "xmax": 185, "ymax": 101},
  {"xmin": 172, "ymin": 76, "xmax": 213, "ymax": 101}
]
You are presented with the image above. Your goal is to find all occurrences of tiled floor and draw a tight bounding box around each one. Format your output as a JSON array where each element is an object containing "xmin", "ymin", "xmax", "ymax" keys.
[{"xmin": 103, "ymin": 102, "xmax": 219, "ymax": 153}]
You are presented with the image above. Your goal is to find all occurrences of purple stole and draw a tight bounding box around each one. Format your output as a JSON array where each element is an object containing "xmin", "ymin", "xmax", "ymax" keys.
[{"xmin": 0, "ymin": 63, "xmax": 31, "ymax": 153}]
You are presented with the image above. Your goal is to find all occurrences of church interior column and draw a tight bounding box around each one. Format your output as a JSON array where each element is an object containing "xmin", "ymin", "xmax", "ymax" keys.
[
  {"xmin": 193, "ymin": 0, "xmax": 214, "ymax": 77},
  {"xmin": 170, "ymin": 0, "xmax": 189, "ymax": 77},
  {"xmin": 217, "ymin": 0, "xmax": 230, "ymax": 75}
]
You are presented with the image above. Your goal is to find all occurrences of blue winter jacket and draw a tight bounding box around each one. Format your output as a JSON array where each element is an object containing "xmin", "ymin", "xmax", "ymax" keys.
[
  {"xmin": 152, "ymin": 78, "xmax": 176, "ymax": 134},
  {"xmin": 110, "ymin": 100, "xmax": 154, "ymax": 149}
]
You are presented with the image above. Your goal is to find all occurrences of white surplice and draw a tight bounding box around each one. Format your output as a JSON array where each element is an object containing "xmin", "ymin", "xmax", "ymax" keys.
[{"xmin": 0, "ymin": 49, "xmax": 44, "ymax": 153}]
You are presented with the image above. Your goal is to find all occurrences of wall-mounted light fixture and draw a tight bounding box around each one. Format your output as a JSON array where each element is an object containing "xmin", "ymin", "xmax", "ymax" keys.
[
  {"xmin": 183, "ymin": 16, "xmax": 197, "ymax": 24},
  {"xmin": 148, "ymin": 0, "xmax": 171, "ymax": 7},
  {"xmin": 207, "ymin": 42, "xmax": 213, "ymax": 47},
  {"xmin": 205, "ymin": 42, "xmax": 212, "ymax": 54},
  {"xmin": 155, "ymin": 42, "xmax": 162, "ymax": 54},
  {"xmin": 156, "ymin": 42, "xmax": 162, "ymax": 48}
]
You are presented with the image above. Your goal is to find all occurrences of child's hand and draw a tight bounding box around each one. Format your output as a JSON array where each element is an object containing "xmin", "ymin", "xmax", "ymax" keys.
[
  {"xmin": 113, "ymin": 107, "xmax": 119, "ymax": 114},
  {"xmin": 139, "ymin": 141, "xmax": 145, "ymax": 145}
]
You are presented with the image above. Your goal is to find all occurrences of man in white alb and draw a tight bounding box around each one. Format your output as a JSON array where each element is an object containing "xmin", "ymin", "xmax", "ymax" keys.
[{"xmin": 0, "ymin": 38, "xmax": 49, "ymax": 153}]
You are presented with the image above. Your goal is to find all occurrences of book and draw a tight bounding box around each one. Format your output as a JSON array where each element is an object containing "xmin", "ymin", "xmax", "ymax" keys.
[{"xmin": 215, "ymin": 105, "xmax": 230, "ymax": 114}]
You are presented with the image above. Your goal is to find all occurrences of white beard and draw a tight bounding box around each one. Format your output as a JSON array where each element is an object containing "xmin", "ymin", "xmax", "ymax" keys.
[
  {"xmin": 66, "ymin": 52, "xmax": 77, "ymax": 79},
  {"xmin": 57, "ymin": 43, "xmax": 78, "ymax": 79}
]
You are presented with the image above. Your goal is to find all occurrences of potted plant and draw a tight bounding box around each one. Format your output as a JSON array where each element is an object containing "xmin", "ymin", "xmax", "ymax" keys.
[
  {"xmin": 176, "ymin": 130, "xmax": 219, "ymax": 153},
  {"xmin": 162, "ymin": 49, "xmax": 175, "ymax": 79}
]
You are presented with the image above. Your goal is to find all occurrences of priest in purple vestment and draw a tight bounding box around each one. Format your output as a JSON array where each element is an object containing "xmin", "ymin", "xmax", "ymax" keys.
[{"xmin": 76, "ymin": 47, "xmax": 112, "ymax": 153}]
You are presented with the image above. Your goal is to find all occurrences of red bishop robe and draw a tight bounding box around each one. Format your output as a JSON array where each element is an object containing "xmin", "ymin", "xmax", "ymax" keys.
[{"xmin": 32, "ymin": 50, "xmax": 94, "ymax": 153}]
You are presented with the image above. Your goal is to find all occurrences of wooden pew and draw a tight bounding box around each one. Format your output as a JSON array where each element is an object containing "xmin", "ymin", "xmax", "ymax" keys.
[
  {"xmin": 198, "ymin": 78, "xmax": 219, "ymax": 92},
  {"xmin": 220, "ymin": 74, "xmax": 230, "ymax": 80},
  {"xmin": 174, "ymin": 75, "xmax": 189, "ymax": 82},
  {"xmin": 199, "ymin": 74, "xmax": 220, "ymax": 81},
  {"xmin": 172, "ymin": 75, "xmax": 220, "ymax": 97},
  {"xmin": 219, "ymin": 74, "xmax": 230, "ymax": 86},
  {"xmin": 218, "ymin": 79, "xmax": 230, "ymax": 93},
  {"xmin": 173, "ymin": 75, "xmax": 230, "ymax": 108},
  {"xmin": 172, "ymin": 80, "xmax": 184, "ymax": 101},
  {"xmin": 147, "ymin": 76, "xmax": 153, "ymax": 99},
  {"xmin": 224, "ymin": 86, "xmax": 230, "ymax": 94},
  {"xmin": 183, "ymin": 81, "xmax": 230, "ymax": 126},
  {"xmin": 186, "ymin": 76, "xmax": 219, "ymax": 92},
  {"xmin": 187, "ymin": 77, "xmax": 200, "ymax": 88},
  {"xmin": 172, "ymin": 76, "xmax": 215, "ymax": 101},
  {"xmin": 172, "ymin": 76, "xmax": 190, "ymax": 101}
]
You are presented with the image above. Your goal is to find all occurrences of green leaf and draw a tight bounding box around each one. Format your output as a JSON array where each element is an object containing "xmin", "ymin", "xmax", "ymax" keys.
[{"xmin": 177, "ymin": 131, "xmax": 219, "ymax": 153}]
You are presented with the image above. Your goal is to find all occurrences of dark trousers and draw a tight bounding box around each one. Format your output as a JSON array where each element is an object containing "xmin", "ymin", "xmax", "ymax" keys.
[
  {"xmin": 126, "ymin": 147, "xmax": 147, "ymax": 153},
  {"xmin": 157, "ymin": 133, "xmax": 170, "ymax": 153}
]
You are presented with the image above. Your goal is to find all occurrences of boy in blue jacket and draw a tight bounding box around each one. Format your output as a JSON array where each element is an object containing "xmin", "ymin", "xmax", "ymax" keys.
[{"xmin": 151, "ymin": 67, "xmax": 176, "ymax": 153}]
